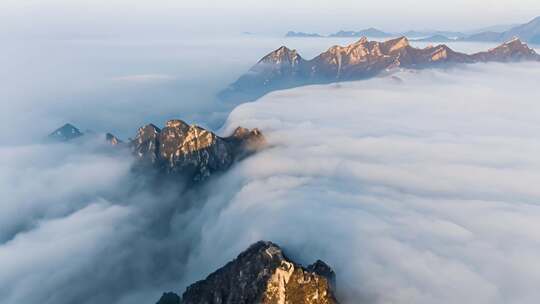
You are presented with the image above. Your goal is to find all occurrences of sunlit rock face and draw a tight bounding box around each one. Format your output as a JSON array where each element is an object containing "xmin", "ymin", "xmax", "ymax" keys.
[
  {"xmin": 220, "ymin": 37, "xmax": 540, "ymax": 103},
  {"xmin": 179, "ymin": 241, "xmax": 338, "ymax": 304},
  {"xmin": 130, "ymin": 120, "xmax": 265, "ymax": 182},
  {"xmin": 471, "ymin": 38, "xmax": 540, "ymax": 62}
]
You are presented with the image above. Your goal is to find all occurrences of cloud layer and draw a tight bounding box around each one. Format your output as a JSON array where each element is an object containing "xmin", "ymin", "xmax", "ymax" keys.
[
  {"xmin": 1, "ymin": 37, "xmax": 540, "ymax": 303},
  {"xmin": 182, "ymin": 62, "xmax": 540, "ymax": 304},
  {"xmin": 0, "ymin": 139, "xmax": 208, "ymax": 304}
]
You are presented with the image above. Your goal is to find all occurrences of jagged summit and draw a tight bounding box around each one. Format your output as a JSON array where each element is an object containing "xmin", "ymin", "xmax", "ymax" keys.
[
  {"xmin": 165, "ymin": 119, "xmax": 189, "ymax": 128},
  {"xmin": 166, "ymin": 241, "xmax": 339, "ymax": 304},
  {"xmin": 382, "ymin": 36, "xmax": 410, "ymax": 52},
  {"xmin": 220, "ymin": 37, "xmax": 540, "ymax": 103},
  {"xmin": 48, "ymin": 123, "xmax": 84, "ymax": 142},
  {"xmin": 45, "ymin": 119, "xmax": 264, "ymax": 182},
  {"xmin": 259, "ymin": 46, "xmax": 303, "ymax": 66},
  {"xmin": 131, "ymin": 119, "xmax": 265, "ymax": 182},
  {"xmin": 472, "ymin": 37, "xmax": 540, "ymax": 62}
]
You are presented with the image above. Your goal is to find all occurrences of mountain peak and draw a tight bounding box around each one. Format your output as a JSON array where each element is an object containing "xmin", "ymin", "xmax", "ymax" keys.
[
  {"xmin": 276, "ymin": 45, "xmax": 292, "ymax": 52},
  {"xmin": 527, "ymin": 15, "xmax": 540, "ymax": 25},
  {"xmin": 505, "ymin": 36, "xmax": 523, "ymax": 44},
  {"xmin": 256, "ymin": 46, "xmax": 304, "ymax": 68},
  {"xmin": 268, "ymin": 46, "xmax": 298, "ymax": 58},
  {"xmin": 355, "ymin": 36, "xmax": 369, "ymax": 44},
  {"xmin": 105, "ymin": 133, "xmax": 122, "ymax": 146},
  {"xmin": 179, "ymin": 241, "xmax": 339, "ymax": 304},
  {"xmin": 130, "ymin": 119, "xmax": 265, "ymax": 182},
  {"xmin": 383, "ymin": 36, "xmax": 410, "ymax": 52},
  {"xmin": 48, "ymin": 123, "xmax": 84, "ymax": 142},
  {"xmin": 220, "ymin": 36, "xmax": 540, "ymax": 103},
  {"xmin": 165, "ymin": 119, "xmax": 189, "ymax": 129},
  {"xmin": 471, "ymin": 38, "xmax": 539, "ymax": 62}
]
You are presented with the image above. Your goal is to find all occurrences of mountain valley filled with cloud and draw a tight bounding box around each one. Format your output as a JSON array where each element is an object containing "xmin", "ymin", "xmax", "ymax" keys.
[{"xmin": 1, "ymin": 1, "xmax": 540, "ymax": 303}]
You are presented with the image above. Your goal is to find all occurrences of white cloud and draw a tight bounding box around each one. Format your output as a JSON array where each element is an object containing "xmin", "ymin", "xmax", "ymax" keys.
[
  {"xmin": 111, "ymin": 74, "xmax": 176, "ymax": 83},
  {"xmin": 182, "ymin": 62, "xmax": 540, "ymax": 304},
  {"xmin": 0, "ymin": 140, "xmax": 194, "ymax": 304},
  {"xmin": 2, "ymin": 41, "xmax": 540, "ymax": 303}
]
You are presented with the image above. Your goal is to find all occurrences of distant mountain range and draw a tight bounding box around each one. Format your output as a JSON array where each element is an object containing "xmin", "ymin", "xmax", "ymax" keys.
[
  {"xmin": 285, "ymin": 29, "xmax": 466, "ymax": 39},
  {"xmin": 329, "ymin": 28, "xmax": 393, "ymax": 38},
  {"xmin": 478, "ymin": 16, "xmax": 540, "ymax": 43},
  {"xmin": 220, "ymin": 37, "xmax": 540, "ymax": 103},
  {"xmin": 285, "ymin": 31, "xmax": 323, "ymax": 38},
  {"xmin": 284, "ymin": 16, "xmax": 540, "ymax": 43},
  {"xmin": 414, "ymin": 34, "xmax": 456, "ymax": 43}
]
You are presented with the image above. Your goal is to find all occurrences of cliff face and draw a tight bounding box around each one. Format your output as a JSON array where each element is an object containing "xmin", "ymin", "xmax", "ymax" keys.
[
  {"xmin": 220, "ymin": 37, "xmax": 540, "ymax": 103},
  {"xmin": 162, "ymin": 241, "xmax": 338, "ymax": 304},
  {"xmin": 131, "ymin": 120, "xmax": 265, "ymax": 182}
]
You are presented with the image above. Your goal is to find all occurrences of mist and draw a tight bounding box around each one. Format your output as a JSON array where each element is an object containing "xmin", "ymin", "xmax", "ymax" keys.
[
  {"xmin": 2, "ymin": 0, "xmax": 540, "ymax": 37},
  {"xmin": 2, "ymin": 34, "xmax": 532, "ymax": 145},
  {"xmin": 181, "ymin": 62, "xmax": 540, "ymax": 304},
  {"xmin": 1, "ymin": 28, "xmax": 540, "ymax": 304}
]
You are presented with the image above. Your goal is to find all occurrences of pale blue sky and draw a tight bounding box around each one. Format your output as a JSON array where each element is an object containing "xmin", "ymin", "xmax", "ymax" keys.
[{"xmin": 2, "ymin": 0, "xmax": 540, "ymax": 37}]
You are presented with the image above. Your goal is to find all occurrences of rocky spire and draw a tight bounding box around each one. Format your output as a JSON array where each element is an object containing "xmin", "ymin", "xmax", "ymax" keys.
[
  {"xmin": 130, "ymin": 119, "xmax": 265, "ymax": 182},
  {"xmin": 259, "ymin": 46, "xmax": 304, "ymax": 67},
  {"xmin": 175, "ymin": 241, "xmax": 339, "ymax": 304}
]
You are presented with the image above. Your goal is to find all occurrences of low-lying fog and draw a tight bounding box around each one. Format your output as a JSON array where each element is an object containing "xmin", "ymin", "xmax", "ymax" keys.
[
  {"xmin": 2, "ymin": 35, "xmax": 535, "ymax": 144},
  {"xmin": 205, "ymin": 62, "xmax": 540, "ymax": 304},
  {"xmin": 1, "ymin": 34, "xmax": 540, "ymax": 304}
]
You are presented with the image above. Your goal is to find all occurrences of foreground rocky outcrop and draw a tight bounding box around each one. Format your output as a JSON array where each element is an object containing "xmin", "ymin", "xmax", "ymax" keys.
[
  {"xmin": 130, "ymin": 119, "xmax": 265, "ymax": 182},
  {"xmin": 158, "ymin": 241, "xmax": 338, "ymax": 304},
  {"xmin": 219, "ymin": 36, "xmax": 540, "ymax": 102}
]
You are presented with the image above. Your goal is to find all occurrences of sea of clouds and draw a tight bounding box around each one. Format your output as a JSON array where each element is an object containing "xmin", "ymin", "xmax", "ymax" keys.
[
  {"xmin": 1, "ymin": 35, "xmax": 540, "ymax": 304},
  {"xmin": 183, "ymin": 62, "xmax": 540, "ymax": 304}
]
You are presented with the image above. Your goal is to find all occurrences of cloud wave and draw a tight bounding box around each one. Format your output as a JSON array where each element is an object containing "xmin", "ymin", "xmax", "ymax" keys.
[{"xmin": 183, "ymin": 62, "xmax": 540, "ymax": 304}]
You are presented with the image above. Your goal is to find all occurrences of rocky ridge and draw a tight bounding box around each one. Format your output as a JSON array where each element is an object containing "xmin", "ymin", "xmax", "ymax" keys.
[
  {"xmin": 130, "ymin": 119, "xmax": 265, "ymax": 181},
  {"xmin": 219, "ymin": 36, "xmax": 540, "ymax": 103},
  {"xmin": 157, "ymin": 241, "xmax": 338, "ymax": 304},
  {"xmin": 46, "ymin": 120, "xmax": 265, "ymax": 182}
]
